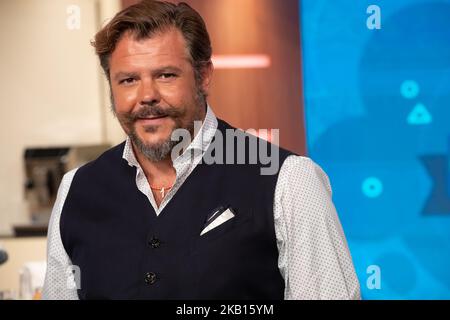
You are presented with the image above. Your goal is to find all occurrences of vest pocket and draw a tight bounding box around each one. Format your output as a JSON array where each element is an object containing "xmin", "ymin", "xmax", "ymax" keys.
[
  {"xmin": 189, "ymin": 209, "xmax": 258, "ymax": 299},
  {"xmin": 190, "ymin": 209, "xmax": 254, "ymax": 254}
]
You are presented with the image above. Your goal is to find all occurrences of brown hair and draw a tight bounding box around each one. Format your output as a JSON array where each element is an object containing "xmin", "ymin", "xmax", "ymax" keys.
[{"xmin": 91, "ymin": 0, "xmax": 212, "ymax": 82}]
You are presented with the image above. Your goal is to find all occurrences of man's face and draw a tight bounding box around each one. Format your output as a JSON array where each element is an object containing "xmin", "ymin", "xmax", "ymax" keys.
[{"xmin": 109, "ymin": 28, "xmax": 211, "ymax": 161}]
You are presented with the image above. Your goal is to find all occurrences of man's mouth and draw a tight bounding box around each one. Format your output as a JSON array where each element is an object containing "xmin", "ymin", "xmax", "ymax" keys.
[
  {"xmin": 135, "ymin": 115, "xmax": 170, "ymax": 127},
  {"xmin": 136, "ymin": 114, "xmax": 170, "ymax": 122},
  {"xmin": 137, "ymin": 115, "xmax": 168, "ymax": 120}
]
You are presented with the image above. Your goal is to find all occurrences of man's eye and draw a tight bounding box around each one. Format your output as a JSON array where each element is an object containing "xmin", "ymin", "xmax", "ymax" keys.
[
  {"xmin": 119, "ymin": 78, "xmax": 136, "ymax": 85},
  {"xmin": 159, "ymin": 73, "xmax": 177, "ymax": 79}
]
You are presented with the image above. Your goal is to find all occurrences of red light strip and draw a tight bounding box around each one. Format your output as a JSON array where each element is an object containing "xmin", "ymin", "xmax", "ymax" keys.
[{"xmin": 212, "ymin": 54, "xmax": 271, "ymax": 69}]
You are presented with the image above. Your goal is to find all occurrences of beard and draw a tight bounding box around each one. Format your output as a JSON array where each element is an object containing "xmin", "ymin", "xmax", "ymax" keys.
[{"xmin": 114, "ymin": 89, "xmax": 206, "ymax": 162}]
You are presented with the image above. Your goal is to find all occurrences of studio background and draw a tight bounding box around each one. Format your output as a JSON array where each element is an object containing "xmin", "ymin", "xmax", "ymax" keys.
[{"xmin": 0, "ymin": 0, "xmax": 449, "ymax": 299}]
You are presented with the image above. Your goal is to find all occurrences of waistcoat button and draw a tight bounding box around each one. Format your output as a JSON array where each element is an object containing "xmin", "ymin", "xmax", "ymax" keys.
[
  {"xmin": 144, "ymin": 272, "xmax": 157, "ymax": 285},
  {"xmin": 149, "ymin": 237, "xmax": 161, "ymax": 249}
]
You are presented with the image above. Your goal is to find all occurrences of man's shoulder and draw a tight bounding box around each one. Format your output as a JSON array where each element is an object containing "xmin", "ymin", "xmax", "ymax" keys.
[
  {"xmin": 74, "ymin": 141, "xmax": 127, "ymax": 175},
  {"xmin": 215, "ymin": 118, "xmax": 298, "ymax": 157}
]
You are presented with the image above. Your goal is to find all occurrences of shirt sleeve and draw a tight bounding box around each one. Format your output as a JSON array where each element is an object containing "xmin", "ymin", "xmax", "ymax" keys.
[
  {"xmin": 42, "ymin": 168, "xmax": 79, "ymax": 300},
  {"xmin": 274, "ymin": 155, "xmax": 361, "ymax": 300}
]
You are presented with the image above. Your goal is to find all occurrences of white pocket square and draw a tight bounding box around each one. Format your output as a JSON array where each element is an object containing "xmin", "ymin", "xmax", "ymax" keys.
[{"xmin": 200, "ymin": 208, "xmax": 235, "ymax": 236}]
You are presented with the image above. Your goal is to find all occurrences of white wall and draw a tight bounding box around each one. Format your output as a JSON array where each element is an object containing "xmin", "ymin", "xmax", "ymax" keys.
[
  {"xmin": 0, "ymin": 237, "xmax": 47, "ymax": 295},
  {"xmin": 0, "ymin": 0, "xmax": 124, "ymax": 235}
]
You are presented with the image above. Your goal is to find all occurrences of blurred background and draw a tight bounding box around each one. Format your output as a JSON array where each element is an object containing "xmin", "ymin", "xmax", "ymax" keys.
[{"xmin": 0, "ymin": 0, "xmax": 449, "ymax": 300}]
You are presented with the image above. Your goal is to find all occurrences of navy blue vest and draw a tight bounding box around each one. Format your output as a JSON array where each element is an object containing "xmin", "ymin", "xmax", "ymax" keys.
[{"xmin": 60, "ymin": 119, "xmax": 294, "ymax": 299}]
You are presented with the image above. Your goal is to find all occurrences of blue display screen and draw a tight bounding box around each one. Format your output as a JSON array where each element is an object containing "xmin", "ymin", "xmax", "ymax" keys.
[{"xmin": 300, "ymin": 0, "xmax": 450, "ymax": 299}]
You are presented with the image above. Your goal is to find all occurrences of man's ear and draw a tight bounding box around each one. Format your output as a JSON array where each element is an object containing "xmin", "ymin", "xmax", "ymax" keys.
[{"xmin": 199, "ymin": 61, "xmax": 214, "ymax": 94}]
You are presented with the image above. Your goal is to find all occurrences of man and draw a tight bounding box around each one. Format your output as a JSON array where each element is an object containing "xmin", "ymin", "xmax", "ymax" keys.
[{"xmin": 43, "ymin": 0, "xmax": 360, "ymax": 299}]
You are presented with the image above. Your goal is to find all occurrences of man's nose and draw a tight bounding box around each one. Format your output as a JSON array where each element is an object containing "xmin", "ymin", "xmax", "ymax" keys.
[{"xmin": 138, "ymin": 77, "xmax": 161, "ymax": 106}]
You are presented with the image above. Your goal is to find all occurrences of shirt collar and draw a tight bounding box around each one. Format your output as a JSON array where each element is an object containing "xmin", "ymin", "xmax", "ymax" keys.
[{"xmin": 122, "ymin": 104, "xmax": 218, "ymax": 168}]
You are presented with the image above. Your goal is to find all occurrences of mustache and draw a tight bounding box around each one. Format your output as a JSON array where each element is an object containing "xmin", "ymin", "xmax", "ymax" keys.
[{"xmin": 120, "ymin": 105, "xmax": 183, "ymax": 123}]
